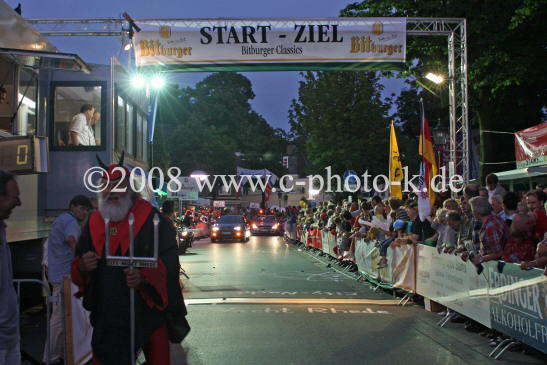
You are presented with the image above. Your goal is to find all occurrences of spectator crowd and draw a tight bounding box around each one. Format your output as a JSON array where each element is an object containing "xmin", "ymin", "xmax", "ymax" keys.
[{"xmin": 292, "ymin": 172, "xmax": 547, "ymax": 275}]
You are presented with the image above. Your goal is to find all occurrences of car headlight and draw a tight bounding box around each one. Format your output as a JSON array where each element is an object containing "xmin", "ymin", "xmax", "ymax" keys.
[
  {"xmin": 212, "ymin": 226, "xmax": 219, "ymax": 232},
  {"xmin": 252, "ymin": 223, "xmax": 257, "ymax": 229},
  {"xmin": 272, "ymin": 223, "xmax": 279, "ymax": 230},
  {"xmin": 181, "ymin": 231, "xmax": 188, "ymax": 237},
  {"xmin": 234, "ymin": 226, "xmax": 241, "ymax": 231}
]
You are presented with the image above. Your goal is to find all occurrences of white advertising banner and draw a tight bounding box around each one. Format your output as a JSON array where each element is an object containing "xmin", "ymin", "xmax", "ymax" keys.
[
  {"xmin": 134, "ymin": 18, "xmax": 406, "ymax": 71},
  {"xmin": 354, "ymin": 239, "xmax": 415, "ymax": 292},
  {"xmin": 63, "ymin": 278, "xmax": 92, "ymax": 365},
  {"xmin": 416, "ymin": 245, "xmax": 491, "ymax": 327},
  {"xmin": 321, "ymin": 231, "xmax": 336, "ymax": 256}
]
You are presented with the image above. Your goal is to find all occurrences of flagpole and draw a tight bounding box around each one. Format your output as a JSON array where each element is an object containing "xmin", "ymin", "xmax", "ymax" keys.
[
  {"xmin": 389, "ymin": 120, "xmax": 393, "ymax": 198},
  {"xmin": 420, "ymin": 98, "xmax": 425, "ymax": 157}
]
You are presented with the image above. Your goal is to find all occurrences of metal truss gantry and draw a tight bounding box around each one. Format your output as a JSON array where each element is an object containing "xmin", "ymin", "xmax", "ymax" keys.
[{"xmin": 27, "ymin": 17, "xmax": 469, "ymax": 181}]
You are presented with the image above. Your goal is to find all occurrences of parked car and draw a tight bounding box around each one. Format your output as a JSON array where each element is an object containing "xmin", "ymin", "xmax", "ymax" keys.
[{"xmin": 210, "ymin": 215, "xmax": 251, "ymax": 242}]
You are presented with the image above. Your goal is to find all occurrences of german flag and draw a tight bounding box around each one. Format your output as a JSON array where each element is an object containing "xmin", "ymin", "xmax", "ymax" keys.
[{"xmin": 418, "ymin": 103, "xmax": 438, "ymax": 209}]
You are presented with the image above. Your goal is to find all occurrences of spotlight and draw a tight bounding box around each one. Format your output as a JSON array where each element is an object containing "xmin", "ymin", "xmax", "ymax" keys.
[
  {"xmin": 131, "ymin": 74, "xmax": 146, "ymax": 89},
  {"xmin": 123, "ymin": 36, "xmax": 133, "ymax": 51},
  {"xmin": 150, "ymin": 75, "xmax": 165, "ymax": 90}
]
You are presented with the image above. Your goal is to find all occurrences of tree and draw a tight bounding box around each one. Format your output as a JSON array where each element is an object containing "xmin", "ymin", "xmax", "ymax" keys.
[
  {"xmin": 289, "ymin": 71, "xmax": 391, "ymax": 179},
  {"xmin": 341, "ymin": 0, "xmax": 547, "ymax": 180},
  {"xmin": 154, "ymin": 72, "xmax": 288, "ymax": 177}
]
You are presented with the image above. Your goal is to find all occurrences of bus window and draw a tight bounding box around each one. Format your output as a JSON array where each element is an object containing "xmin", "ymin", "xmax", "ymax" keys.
[
  {"xmin": 16, "ymin": 68, "xmax": 37, "ymax": 136},
  {"xmin": 126, "ymin": 102, "xmax": 134, "ymax": 155},
  {"xmin": 142, "ymin": 114, "xmax": 148, "ymax": 162},
  {"xmin": 116, "ymin": 95, "xmax": 125, "ymax": 149},
  {"xmin": 0, "ymin": 57, "xmax": 15, "ymax": 134},
  {"xmin": 136, "ymin": 112, "xmax": 143, "ymax": 160},
  {"xmin": 52, "ymin": 84, "xmax": 103, "ymax": 149}
]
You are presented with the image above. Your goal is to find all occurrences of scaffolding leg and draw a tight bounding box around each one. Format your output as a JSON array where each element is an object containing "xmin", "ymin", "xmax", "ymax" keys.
[
  {"xmin": 372, "ymin": 283, "xmax": 381, "ymax": 292},
  {"xmin": 399, "ymin": 293, "xmax": 413, "ymax": 306},
  {"xmin": 437, "ymin": 310, "xmax": 456, "ymax": 327},
  {"xmin": 398, "ymin": 293, "xmax": 411, "ymax": 306},
  {"xmin": 488, "ymin": 338, "xmax": 511, "ymax": 358}
]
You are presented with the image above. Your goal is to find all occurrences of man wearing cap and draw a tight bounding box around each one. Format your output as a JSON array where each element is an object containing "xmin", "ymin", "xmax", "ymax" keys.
[
  {"xmin": 71, "ymin": 155, "xmax": 189, "ymax": 365},
  {"xmin": 44, "ymin": 195, "xmax": 92, "ymax": 365}
]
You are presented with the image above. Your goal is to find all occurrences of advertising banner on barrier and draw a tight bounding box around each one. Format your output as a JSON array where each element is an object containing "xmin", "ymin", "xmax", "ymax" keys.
[
  {"xmin": 354, "ymin": 239, "xmax": 415, "ymax": 292},
  {"xmin": 134, "ymin": 18, "xmax": 406, "ymax": 72},
  {"xmin": 321, "ymin": 231, "xmax": 335, "ymax": 256},
  {"xmin": 300, "ymin": 231, "xmax": 308, "ymax": 247},
  {"xmin": 355, "ymin": 239, "xmax": 378, "ymax": 278},
  {"xmin": 416, "ymin": 245, "xmax": 491, "ymax": 327},
  {"xmin": 487, "ymin": 262, "xmax": 547, "ymax": 353},
  {"xmin": 63, "ymin": 278, "xmax": 92, "ymax": 365}
]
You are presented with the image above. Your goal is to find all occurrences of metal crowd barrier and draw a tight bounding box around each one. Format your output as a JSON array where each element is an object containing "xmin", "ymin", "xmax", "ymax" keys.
[
  {"xmin": 13, "ymin": 278, "xmax": 52, "ymax": 365},
  {"xmin": 292, "ymin": 229, "xmax": 547, "ymax": 357}
]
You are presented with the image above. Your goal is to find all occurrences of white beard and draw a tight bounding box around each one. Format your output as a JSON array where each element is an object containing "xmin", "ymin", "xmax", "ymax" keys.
[{"xmin": 98, "ymin": 192, "xmax": 134, "ymax": 222}]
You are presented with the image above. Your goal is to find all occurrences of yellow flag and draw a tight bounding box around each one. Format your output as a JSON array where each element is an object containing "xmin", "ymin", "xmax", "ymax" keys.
[{"xmin": 389, "ymin": 120, "xmax": 403, "ymax": 199}]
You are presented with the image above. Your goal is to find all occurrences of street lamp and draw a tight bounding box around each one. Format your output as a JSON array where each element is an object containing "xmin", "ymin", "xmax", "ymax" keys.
[
  {"xmin": 431, "ymin": 119, "xmax": 449, "ymax": 145},
  {"xmin": 415, "ymin": 72, "xmax": 448, "ymax": 99},
  {"xmin": 425, "ymin": 72, "xmax": 444, "ymax": 84},
  {"xmin": 431, "ymin": 118, "xmax": 449, "ymax": 169}
]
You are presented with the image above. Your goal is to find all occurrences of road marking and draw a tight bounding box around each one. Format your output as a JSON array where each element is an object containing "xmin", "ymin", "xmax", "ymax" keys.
[
  {"xmin": 185, "ymin": 298, "xmax": 400, "ymax": 305},
  {"xmin": 189, "ymin": 306, "xmax": 391, "ymax": 314}
]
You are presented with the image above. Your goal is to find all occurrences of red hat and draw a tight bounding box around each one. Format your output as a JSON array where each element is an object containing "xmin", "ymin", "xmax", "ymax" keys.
[{"xmin": 96, "ymin": 152, "xmax": 130, "ymax": 181}]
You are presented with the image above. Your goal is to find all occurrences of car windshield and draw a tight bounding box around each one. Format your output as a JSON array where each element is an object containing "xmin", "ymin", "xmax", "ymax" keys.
[
  {"xmin": 258, "ymin": 216, "xmax": 276, "ymax": 223},
  {"xmin": 218, "ymin": 215, "xmax": 243, "ymax": 224}
]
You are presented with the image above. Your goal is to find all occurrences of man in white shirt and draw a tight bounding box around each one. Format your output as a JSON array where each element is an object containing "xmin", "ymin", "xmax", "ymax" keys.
[
  {"xmin": 485, "ymin": 173, "xmax": 506, "ymax": 199},
  {"xmin": 69, "ymin": 104, "xmax": 96, "ymax": 146},
  {"xmin": 90, "ymin": 111, "xmax": 101, "ymax": 145}
]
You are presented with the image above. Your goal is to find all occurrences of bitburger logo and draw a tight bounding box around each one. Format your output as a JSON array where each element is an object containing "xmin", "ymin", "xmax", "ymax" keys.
[
  {"xmin": 160, "ymin": 25, "xmax": 171, "ymax": 39},
  {"xmin": 372, "ymin": 21, "xmax": 383, "ymax": 35}
]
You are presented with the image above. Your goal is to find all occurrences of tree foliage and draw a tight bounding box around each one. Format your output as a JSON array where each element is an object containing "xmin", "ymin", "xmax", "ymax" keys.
[
  {"xmin": 289, "ymin": 71, "xmax": 391, "ymax": 177},
  {"xmin": 154, "ymin": 72, "xmax": 287, "ymax": 177},
  {"xmin": 341, "ymin": 0, "xmax": 547, "ymax": 179}
]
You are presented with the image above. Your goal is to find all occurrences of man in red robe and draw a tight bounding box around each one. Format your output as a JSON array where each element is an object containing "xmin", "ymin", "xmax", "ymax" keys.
[{"xmin": 71, "ymin": 156, "xmax": 189, "ymax": 365}]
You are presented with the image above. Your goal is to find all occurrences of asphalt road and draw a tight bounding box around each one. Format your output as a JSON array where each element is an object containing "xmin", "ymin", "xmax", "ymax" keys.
[{"xmin": 163, "ymin": 235, "xmax": 544, "ymax": 365}]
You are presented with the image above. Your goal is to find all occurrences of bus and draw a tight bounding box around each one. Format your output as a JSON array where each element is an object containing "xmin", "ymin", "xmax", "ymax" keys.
[{"xmin": 0, "ymin": 2, "xmax": 152, "ymax": 274}]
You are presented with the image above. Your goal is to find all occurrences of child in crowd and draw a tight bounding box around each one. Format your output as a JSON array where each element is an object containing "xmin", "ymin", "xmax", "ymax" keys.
[
  {"xmin": 443, "ymin": 198, "xmax": 461, "ymax": 213},
  {"xmin": 338, "ymin": 211, "xmax": 353, "ymax": 259},
  {"xmin": 363, "ymin": 205, "xmax": 389, "ymax": 241},
  {"xmin": 377, "ymin": 219, "xmax": 411, "ymax": 268},
  {"xmin": 427, "ymin": 208, "xmax": 457, "ymax": 253}
]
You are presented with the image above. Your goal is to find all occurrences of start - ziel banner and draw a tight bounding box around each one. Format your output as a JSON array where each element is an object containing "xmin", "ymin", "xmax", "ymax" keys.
[{"xmin": 134, "ymin": 18, "xmax": 407, "ymax": 72}]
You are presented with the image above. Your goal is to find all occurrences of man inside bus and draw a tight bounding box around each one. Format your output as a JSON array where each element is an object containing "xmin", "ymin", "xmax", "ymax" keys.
[
  {"xmin": 69, "ymin": 104, "xmax": 96, "ymax": 146},
  {"xmin": 0, "ymin": 170, "xmax": 22, "ymax": 365},
  {"xmin": 90, "ymin": 110, "xmax": 101, "ymax": 145}
]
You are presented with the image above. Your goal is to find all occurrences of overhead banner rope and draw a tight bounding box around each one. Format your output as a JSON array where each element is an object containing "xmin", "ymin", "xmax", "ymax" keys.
[{"xmin": 133, "ymin": 18, "xmax": 407, "ymax": 72}]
